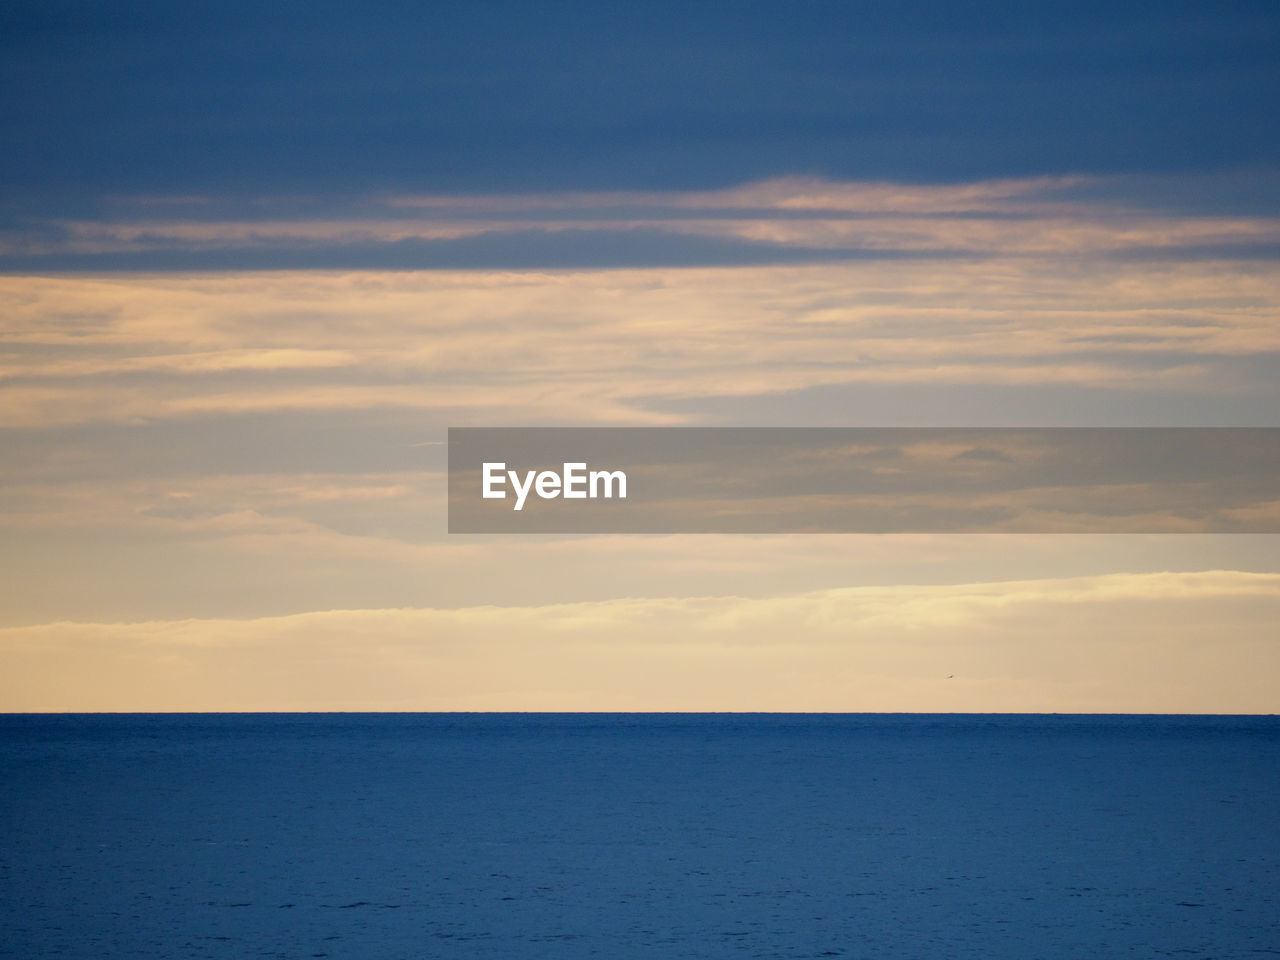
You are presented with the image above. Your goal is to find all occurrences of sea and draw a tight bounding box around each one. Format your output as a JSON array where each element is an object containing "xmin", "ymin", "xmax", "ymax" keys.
[{"xmin": 2, "ymin": 714, "xmax": 1277, "ymax": 959}]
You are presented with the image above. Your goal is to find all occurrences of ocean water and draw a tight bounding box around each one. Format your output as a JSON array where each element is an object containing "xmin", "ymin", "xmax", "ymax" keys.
[{"xmin": 2, "ymin": 714, "xmax": 1277, "ymax": 959}]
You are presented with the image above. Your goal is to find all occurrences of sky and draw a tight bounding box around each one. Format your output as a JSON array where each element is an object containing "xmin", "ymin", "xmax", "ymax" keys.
[{"xmin": 2, "ymin": 0, "xmax": 1279, "ymax": 711}]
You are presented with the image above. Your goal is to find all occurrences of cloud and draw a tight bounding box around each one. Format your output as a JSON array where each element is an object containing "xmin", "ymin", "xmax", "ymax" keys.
[
  {"xmin": 385, "ymin": 176, "xmax": 1092, "ymax": 214},
  {"xmin": 3, "ymin": 571, "xmax": 1278, "ymax": 712},
  {"xmin": 2, "ymin": 254, "xmax": 1278, "ymax": 429},
  {"xmin": 5, "ymin": 176, "xmax": 1279, "ymax": 270},
  {"xmin": 2, "ymin": 177, "xmax": 1278, "ymax": 688}
]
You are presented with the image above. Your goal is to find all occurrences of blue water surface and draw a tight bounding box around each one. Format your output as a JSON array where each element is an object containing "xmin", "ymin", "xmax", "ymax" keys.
[{"xmin": 2, "ymin": 714, "xmax": 1277, "ymax": 958}]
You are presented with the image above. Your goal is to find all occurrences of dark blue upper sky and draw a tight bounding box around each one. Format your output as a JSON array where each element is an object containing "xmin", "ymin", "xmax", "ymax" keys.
[{"xmin": 4, "ymin": 0, "xmax": 1278, "ymax": 206}]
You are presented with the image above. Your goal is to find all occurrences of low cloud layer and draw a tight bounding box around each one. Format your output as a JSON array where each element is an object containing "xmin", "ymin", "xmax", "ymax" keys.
[{"xmin": 3, "ymin": 571, "xmax": 1277, "ymax": 712}]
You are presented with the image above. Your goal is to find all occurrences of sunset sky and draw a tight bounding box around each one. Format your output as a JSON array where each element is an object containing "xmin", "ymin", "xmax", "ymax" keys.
[{"xmin": 2, "ymin": 0, "xmax": 1278, "ymax": 711}]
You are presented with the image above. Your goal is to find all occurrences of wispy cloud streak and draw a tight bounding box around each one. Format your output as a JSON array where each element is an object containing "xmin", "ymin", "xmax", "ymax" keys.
[{"xmin": 5, "ymin": 177, "xmax": 1279, "ymax": 270}]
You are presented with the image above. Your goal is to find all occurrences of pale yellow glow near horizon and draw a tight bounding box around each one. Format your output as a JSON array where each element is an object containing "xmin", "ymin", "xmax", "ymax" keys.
[{"xmin": 2, "ymin": 571, "xmax": 1278, "ymax": 713}]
